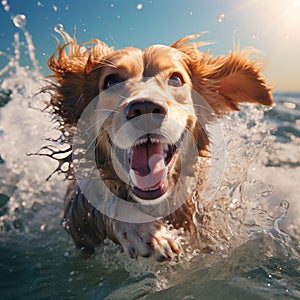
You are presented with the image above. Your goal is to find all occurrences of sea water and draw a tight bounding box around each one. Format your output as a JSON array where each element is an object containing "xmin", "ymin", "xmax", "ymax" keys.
[{"xmin": 1, "ymin": 21, "xmax": 300, "ymax": 300}]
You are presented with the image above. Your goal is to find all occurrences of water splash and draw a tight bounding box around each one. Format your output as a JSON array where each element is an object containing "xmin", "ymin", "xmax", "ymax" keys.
[
  {"xmin": 217, "ymin": 13, "xmax": 225, "ymax": 23},
  {"xmin": 136, "ymin": 3, "xmax": 143, "ymax": 10},
  {"xmin": 11, "ymin": 14, "xmax": 26, "ymax": 29},
  {"xmin": 0, "ymin": 19, "xmax": 66, "ymax": 236},
  {"xmin": 190, "ymin": 104, "xmax": 278, "ymax": 252},
  {"xmin": 3, "ymin": 12, "xmax": 40, "ymax": 72}
]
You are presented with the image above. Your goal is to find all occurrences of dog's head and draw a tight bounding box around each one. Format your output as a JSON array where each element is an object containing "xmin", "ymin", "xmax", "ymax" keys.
[{"xmin": 48, "ymin": 33, "xmax": 273, "ymax": 205}]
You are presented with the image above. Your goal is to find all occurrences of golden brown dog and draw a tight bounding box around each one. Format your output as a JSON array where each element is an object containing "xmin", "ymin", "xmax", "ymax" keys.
[{"xmin": 47, "ymin": 32, "xmax": 273, "ymax": 261}]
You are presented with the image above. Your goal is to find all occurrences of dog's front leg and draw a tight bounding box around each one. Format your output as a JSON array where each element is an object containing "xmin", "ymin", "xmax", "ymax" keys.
[{"xmin": 62, "ymin": 182, "xmax": 106, "ymax": 254}]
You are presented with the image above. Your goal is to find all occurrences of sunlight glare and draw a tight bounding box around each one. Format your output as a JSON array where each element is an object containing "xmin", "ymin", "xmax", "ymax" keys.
[
  {"xmin": 288, "ymin": 0, "xmax": 300, "ymax": 22},
  {"xmin": 293, "ymin": 0, "xmax": 300, "ymax": 7}
]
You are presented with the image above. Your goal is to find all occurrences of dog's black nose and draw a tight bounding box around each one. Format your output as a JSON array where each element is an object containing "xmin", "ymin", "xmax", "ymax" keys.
[{"xmin": 125, "ymin": 100, "xmax": 168, "ymax": 120}]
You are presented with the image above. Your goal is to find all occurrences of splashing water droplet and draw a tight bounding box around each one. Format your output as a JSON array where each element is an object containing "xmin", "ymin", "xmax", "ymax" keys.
[
  {"xmin": 217, "ymin": 14, "xmax": 225, "ymax": 23},
  {"xmin": 137, "ymin": 3, "xmax": 143, "ymax": 10},
  {"xmin": 264, "ymin": 184, "xmax": 274, "ymax": 197},
  {"xmin": 12, "ymin": 14, "xmax": 27, "ymax": 29},
  {"xmin": 279, "ymin": 200, "xmax": 289, "ymax": 215},
  {"xmin": 54, "ymin": 23, "xmax": 64, "ymax": 33},
  {"xmin": 252, "ymin": 32, "xmax": 260, "ymax": 39},
  {"xmin": 283, "ymin": 101, "xmax": 296, "ymax": 109},
  {"xmin": 37, "ymin": 1, "xmax": 44, "ymax": 7},
  {"xmin": 2, "ymin": 0, "xmax": 10, "ymax": 11},
  {"xmin": 40, "ymin": 223, "xmax": 47, "ymax": 231},
  {"xmin": 52, "ymin": 4, "xmax": 58, "ymax": 12}
]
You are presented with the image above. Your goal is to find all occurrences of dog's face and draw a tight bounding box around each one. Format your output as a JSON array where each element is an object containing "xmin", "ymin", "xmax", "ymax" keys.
[
  {"xmin": 94, "ymin": 45, "xmax": 204, "ymax": 202},
  {"xmin": 48, "ymin": 33, "xmax": 273, "ymax": 205}
]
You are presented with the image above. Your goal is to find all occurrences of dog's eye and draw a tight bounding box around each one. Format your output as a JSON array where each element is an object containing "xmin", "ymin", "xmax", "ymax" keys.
[
  {"xmin": 103, "ymin": 75, "xmax": 121, "ymax": 90},
  {"xmin": 168, "ymin": 73, "xmax": 184, "ymax": 87}
]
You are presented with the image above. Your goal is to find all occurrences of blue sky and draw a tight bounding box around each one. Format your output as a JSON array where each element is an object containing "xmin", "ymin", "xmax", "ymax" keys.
[{"xmin": 1, "ymin": 0, "xmax": 300, "ymax": 91}]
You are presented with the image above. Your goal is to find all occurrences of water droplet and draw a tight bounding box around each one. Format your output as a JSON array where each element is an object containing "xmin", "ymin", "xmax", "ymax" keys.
[
  {"xmin": 262, "ymin": 184, "xmax": 274, "ymax": 197},
  {"xmin": 12, "ymin": 14, "xmax": 27, "ymax": 29},
  {"xmin": 189, "ymin": 11, "xmax": 193, "ymax": 16},
  {"xmin": 54, "ymin": 23, "xmax": 64, "ymax": 33},
  {"xmin": 37, "ymin": 1, "xmax": 44, "ymax": 7},
  {"xmin": 52, "ymin": 4, "xmax": 58, "ymax": 12},
  {"xmin": 192, "ymin": 249, "xmax": 200, "ymax": 256},
  {"xmin": 61, "ymin": 218, "xmax": 70, "ymax": 231},
  {"xmin": 217, "ymin": 14, "xmax": 225, "ymax": 23},
  {"xmin": 186, "ymin": 246, "xmax": 193, "ymax": 253},
  {"xmin": 137, "ymin": 3, "xmax": 143, "ymax": 10},
  {"xmin": 2, "ymin": 0, "xmax": 10, "ymax": 11},
  {"xmin": 40, "ymin": 223, "xmax": 47, "ymax": 231},
  {"xmin": 279, "ymin": 200, "xmax": 289, "ymax": 214},
  {"xmin": 252, "ymin": 32, "xmax": 260, "ymax": 39},
  {"xmin": 283, "ymin": 101, "xmax": 296, "ymax": 109}
]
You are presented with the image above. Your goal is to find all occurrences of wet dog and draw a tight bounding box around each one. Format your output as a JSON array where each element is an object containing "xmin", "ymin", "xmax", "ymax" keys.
[{"xmin": 47, "ymin": 32, "xmax": 273, "ymax": 261}]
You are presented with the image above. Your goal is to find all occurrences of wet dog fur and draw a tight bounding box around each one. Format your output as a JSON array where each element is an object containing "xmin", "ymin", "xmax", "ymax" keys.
[{"xmin": 47, "ymin": 32, "xmax": 273, "ymax": 261}]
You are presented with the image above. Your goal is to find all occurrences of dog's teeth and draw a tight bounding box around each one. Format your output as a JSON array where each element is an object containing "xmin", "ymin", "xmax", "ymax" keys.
[
  {"xmin": 150, "ymin": 137, "xmax": 160, "ymax": 144},
  {"xmin": 134, "ymin": 137, "xmax": 148, "ymax": 147},
  {"xmin": 143, "ymin": 186, "xmax": 160, "ymax": 192}
]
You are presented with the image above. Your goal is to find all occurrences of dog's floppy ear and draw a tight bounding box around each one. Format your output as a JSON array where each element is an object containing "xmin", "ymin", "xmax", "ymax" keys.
[
  {"xmin": 172, "ymin": 35, "xmax": 273, "ymax": 115},
  {"xmin": 47, "ymin": 32, "xmax": 114, "ymax": 124},
  {"xmin": 197, "ymin": 50, "xmax": 273, "ymax": 114}
]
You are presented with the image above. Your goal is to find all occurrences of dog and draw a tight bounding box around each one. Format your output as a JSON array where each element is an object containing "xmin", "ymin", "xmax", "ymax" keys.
[{"xmin": 47, "ymin": 32, "xmax": 273, "ymax": 261}]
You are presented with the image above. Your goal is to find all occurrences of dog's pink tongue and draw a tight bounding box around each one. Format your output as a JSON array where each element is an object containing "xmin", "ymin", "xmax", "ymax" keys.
[{"xmin": 130, "ymin": 143, "xmax": 166, "ymax": 190}]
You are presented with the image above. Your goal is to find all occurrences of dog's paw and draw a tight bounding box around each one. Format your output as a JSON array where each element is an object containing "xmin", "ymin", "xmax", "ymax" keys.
[{"xmin": 115, "ymin": 222, "xmax": 181, "ymax": 261}]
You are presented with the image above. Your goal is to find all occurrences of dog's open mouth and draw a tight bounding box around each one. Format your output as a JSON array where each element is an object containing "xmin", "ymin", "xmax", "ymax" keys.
[{"xmin": 128, "ymin": 135, "xmax": 177, "ymax": 200}]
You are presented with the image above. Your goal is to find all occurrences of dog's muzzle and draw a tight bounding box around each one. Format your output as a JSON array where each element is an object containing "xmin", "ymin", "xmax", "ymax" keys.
[{"xmin": 124, "ymin": 99, "xmax": 178, "ymax": 200}]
